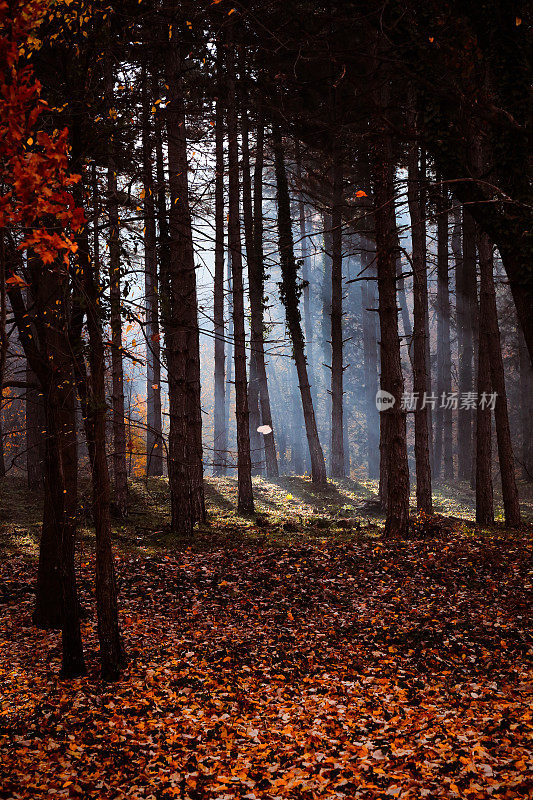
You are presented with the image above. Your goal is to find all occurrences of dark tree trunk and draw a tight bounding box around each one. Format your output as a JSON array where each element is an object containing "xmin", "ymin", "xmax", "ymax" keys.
[
  {"xmin": 273, "ymin": 124, "xmax": 327, "ymax": 487},
  {"xmin": 240, "ymin": 85, "xmax": 265, "ymax": 477},
  {"xmin": 226, "ymin": 25, "xmax": 254, "ymax": 513},
  {"xmin": 434, "ymin": 184, "xmax": 454, "ymax": 480},
  {"xmin": 475, "ymin": 234, "xmax": 494, "ymax": 524},
  {"xmin": 10, "ymin": 257, "xmax": 85, "ymax": 675},
  {"xmin": 213, "ymin": 37, "xmax": 226, "ymax": 478},
  {"xmin": 457, "ymin": 207, "xmax": 475, "ymax": 482},
  {"xmin": 519, "ymin": 330, "xmax": 533, "ymax": 480},
  {"xmin": 252, "ymin": 120, "xmax": 278, "ymax": 478},
  {"xmin": 73, "ymin": 220, "xmax": 125, "ymax": 680},
  {"xmin": 106, "ymin": 63, "xmax": 128, "ymax": 517},
  {"xmin": 360, "ymin": 238, "xmax": 380, "ymax": 480},
  {"xmin": 371, "ymin": 137, "xmax": 410, "ymax": 538},
  {"xmin": 26, "ymin": 361, "xmax": 45, "ymax": 490},
  {"xmin": 330, "ymin": 144, "xmax": 345, "ymax": 478},
  {"xmin": 164, "ymin": 33, "xmax": 205, "ymax": 533},
  {"xmin": 407, "ymin": 138, "xmax": 432, "ymax": 513},
  {"xmin": 478, "ymin": 233, "xmax": 521, "ymax": 528},
  {"xmin": 295, "ymin": 147, "xmax": 315, "ymax": 389},
  {"xmin": 141, "ymin": 64, "xmax": 163, "ymax": 477}
]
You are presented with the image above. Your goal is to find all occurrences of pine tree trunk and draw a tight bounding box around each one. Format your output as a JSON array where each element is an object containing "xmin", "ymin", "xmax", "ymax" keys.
[
  {"xmin": 141, "ymin": 64, "xmax": 163, "ymax": 477},
  {"xmin": 330, "ymin": 145, "xmax": 345, "ymax": 478},
  {"xmin": 372, "ymin": 134, "xmax": 410, "ymax": 538},
  {"xmin": 434, "ymin": 185, "xmax": 454, "ymax": 480},
  {"xmin": 164, "ymin": 34, "xmax": 205, "ymax": 533},
  {"xmin": 457, "ymin": 207, "xmax": 475, "ymax": 482},
  {"xmin": 252, "ymin": 119, "xmax": 278, "ymax": 478},
  {"xmin": 240, "ymin": 87, "xmax": 264, "ymax": 477},
  {"xmin": 106, "ymin": 62, "xmax": 128, "ymax": 516},
  {"xmin": 519, "ymin": 330, "xmax": 533, "ymax": 480},
  {"xmin": 478, "ymin": 233, "xmax": 521, "ymax": 527},
  {"xmin": 475, "ymin": 233, "xmax": 494, "ymax": 524},
  {"xmin": 295, "ymin": 146, "xmax": 315, "ymax": 401},
  {"xmin": 407, "ymin": 138, "xmax": 432, "ymax": 513},
  {"xmin": 213, "ymin": 37, "xmax": 227, "ymax": 478},
  {"xmin": 273, "ymin": 124, "xmax": 327, "ymax": 486},
  {"xmin": 73, "ymin": 220, "xmax": 125, "ymax": 680},
  {"xmin": 226, "ymin": 25, "xmax": 254, "ymax": 513},
  {"xmin": 26, "ymin": 361, "xmax": 44, "ymax": 490},
  {"xmin": 360, "ymin": 238, "xmax": 380, "ymax": 480}
]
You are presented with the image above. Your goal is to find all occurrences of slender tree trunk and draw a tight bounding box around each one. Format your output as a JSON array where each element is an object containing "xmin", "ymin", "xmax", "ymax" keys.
[
  {"xmin": 164, "ymin": 33, "xmax": 205, "ymax": 533},
  {"xmin": 141, "ymin": 64, "xmax": 163, "ymax": 477},
  {"xmin": 371, "ymin": 133, "xmax": 410, "ymax": 537},
  {"xmin": 434, "ymin": 184, "xmax": 453, "ymax": 480},
  {"xmin": 360, "ymin": 238, "xmax": 380, "ymax": 480},
  {"xmin": 478, "ymin": 233, "xmax": 521, "ymax": 527},
  {"xmin": 106, "ymin": 62, "xmax": 128, "ymax": 517},
  {"xmin": 73, "ymin": 218, "xmax": 125, "ymax": 680},
  {"xmin": 26, "ymin": 361, "xmax": 44, "ymax": 490},
  {"xmin": 457, "ymin": 207, "xmax": 475, "ymax": 482},
  {"xmin": 330, "ymin": 143, "xmax": 345, "ymax": 478},
  {"xmin": 475, "ymin": 234, "xmax": 494, "ymax": 524},
  {"xmin": 273, "ymin": 124, "xmax": 327, "ymax": 486},
  {"xmin": 407, "ymin": 136, "xmax": 432, "ymax": 513},
  {"xmin": 213, "ymin": 37, "xmax": 226, "ymax": 477},
  {"xmin": 240, "ymin": 82, "xmax": 264, "ymax": 477},
  {"xmin": 226, "ymin": 25, "xmax": 254, "ymax": 513},
  {"xmin": 252, "ymin": 119, "xmax": 278, "ymax": 478},
  {"xmin": 519, "ymin": 330, "xmax": 533, "ymax": 480},
  {"xmin": 295, "ymin": 145, "xmax": 315, "ymax": 398}
]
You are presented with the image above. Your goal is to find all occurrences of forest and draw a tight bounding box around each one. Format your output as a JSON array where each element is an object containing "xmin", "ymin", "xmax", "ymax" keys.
[{"xmin": 0, "ymin": 0, "xmax": 532, "ymax": 797}]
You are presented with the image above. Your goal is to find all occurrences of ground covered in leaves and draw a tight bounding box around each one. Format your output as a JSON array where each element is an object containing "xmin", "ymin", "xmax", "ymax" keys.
[{"xmin": 0, "ymin": 477, "xmax": 532, "ymax": 799}]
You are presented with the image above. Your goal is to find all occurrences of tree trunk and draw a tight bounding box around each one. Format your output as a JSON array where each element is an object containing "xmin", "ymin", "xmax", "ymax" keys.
[
  {"xmin": 273, "ymin": 124, "xmax": 327, "ymax": 486},
  {"xmin": 26, "ymin": 361, "xmax": 45, "ymax": 490},
  {"xmin": 295, "ymin": 145, "xmax": 315, "ymax": 402},
  {"xmin": 519, "ymin": 330, "xmax": 533, "ymax": 481},
  {"xmin": 106, "ymin": 62, "xmax": 128, "ymax": 516},
  {"xmin": 73, "ymin": 219, "xmax": 125, "ymax": 680},
  {"xmin": 252, "ymin": 119, "xmax": 278, "ymax": 478},
  {"xmin": 456, "ymin": 207, "xmax": 475, "ymax": 482},
  {"xmin": 226, "ymin": 24, "xmax": 254, "ymax": 513},
  {"xmin": 164, "ymin": 33, "xmax": 205, "ymax": 533},
  {"xmin": 475, "ymin": 234, "xmax": 494, "ymax": 524},
  {"xmin": 407, "ymin": 138, "xmax": 432, "ymax": 513},
  {"xmin": 434, "ymin": 184, "xmax": 454, "ymax": 480},
  {"xmin": 330, "ymin": 144, "xmax": 345, "ymax": 478},
  {"xmin": 371, "ymin": 136, "xmax": 410, "ymax": 537},
  {"xmin": 141, "ymin": 64, "xmax": 163, "ymax": 477},
  {"xmin": 240, "ymin": 84, "xmax": 264, "ymax": 478},
  {"xmin": 360, "ymin": 238, "xmax": 380, "ymax": 480},
  {"xmin": 213, "ymin": 37, "xmax": 227, "ymax": 478},
  {"xmin": 478, "ymin": 233, "xmax": 521, "ymax": 527}
]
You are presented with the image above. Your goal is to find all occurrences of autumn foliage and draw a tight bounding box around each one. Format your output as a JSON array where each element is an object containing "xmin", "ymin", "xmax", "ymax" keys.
[{"xmin": 0, "ymin": 0, "xmax": 83, "ymax": 272}]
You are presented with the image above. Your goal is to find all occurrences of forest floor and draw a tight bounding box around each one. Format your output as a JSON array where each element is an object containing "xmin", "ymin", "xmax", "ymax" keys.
[{"xmin": 0, "ymin": 475, "xmax": 532, "ymax": 799}]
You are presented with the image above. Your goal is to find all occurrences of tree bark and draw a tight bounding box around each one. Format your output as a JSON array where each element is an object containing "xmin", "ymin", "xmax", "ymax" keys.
[
  {"xmin": 26, "ymin": 360, "xmax": 45, "ymax": 490},
  {"xmin": 434, "ymin": 184, "xmax": 453, "ymax": 481},
  {"xmin": 226, "ymin": 24, "xmax": 254, "ymax": 513},
  {"xmin": 407, "ymin": 137, "xmax": 432, "ymax": 513},
  {"xmin": 360, "ymin": 238, "xmax": 380, "ymax": 480},
  {"xmin": 106, "ymin": 61, "xmax": 128, "ymax": 516},
  {"xmin": 273, "ymin": 124, "xmax": 327, "ymax": 486},
  {"xmin": 73, "ymin": 217, "xmax": 125, "ymax": 680},
  {"xmin": 213, "ymin": 37, "xmax": 227, "ymax": 478},
  {"xmin": 457, "ymin": 207, "xmax": 475, "ymax": 482},
  {"xmin": 478, "ymin": 233, "xmax": 521, "ymax": 527},
  {"xmin": 330, "ymin": 143, "xmax": 345, "ymax": 478},
  {"xmin": 371, "ymin": 135, "xmax": 410, "ymax": 537},
  {"xmin": 141, "ymin": 63, "xmax": 163, "ymax": 477},
  {"xmin": 252, "ymin": 119, "xmax": 278, "ymax": 478},
  {"xmin": 164, "ymin": 32, "xmax": 205, "ymax": 533},
  {"xmin": 475, "ymin": 233, "xmax": 494, "ymax": 524}
]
